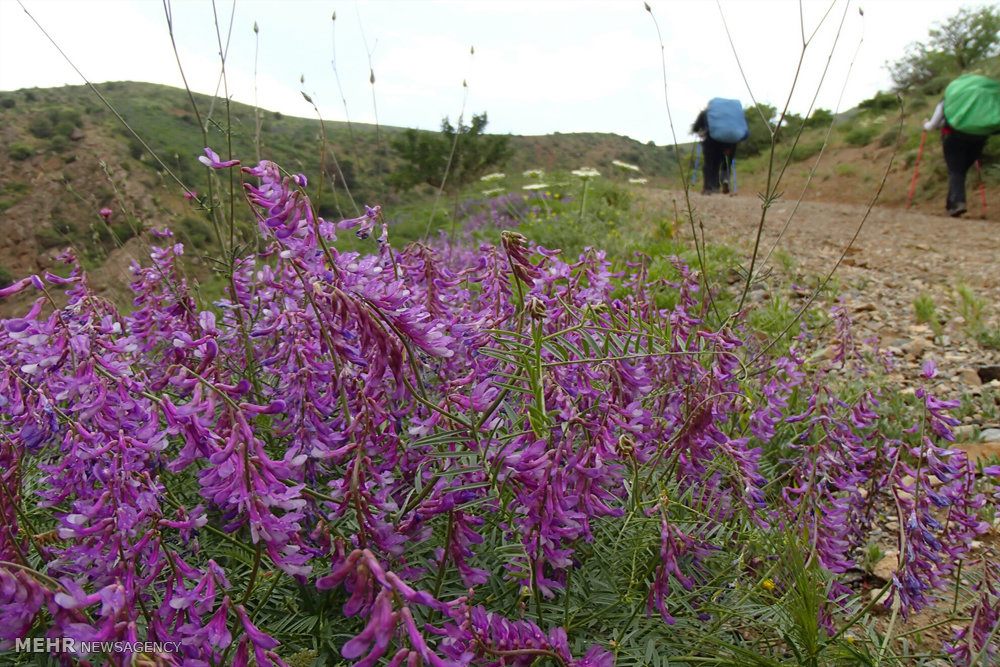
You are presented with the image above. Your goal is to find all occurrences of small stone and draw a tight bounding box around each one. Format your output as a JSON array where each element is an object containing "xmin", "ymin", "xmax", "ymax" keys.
[
  {"xmin": 874, "ymin": 552, "xmax": 898, "ymax": 580},
  {"xmin": 980, "ymin": 428, "xmax": 1000, "ymax": 442},
  {"xmin": 953, "ymin": 440, "xmax": 1000, "ymax": 464},
  {"xmin": 958, "ymin": 369, "xmax": 984, "ymax": 386},
  {"xmin": 902, "ymin": 338, "xmax": 932, "ymax": 358},
  {"xmin": 69, "ymin": 127, "xmax": 84, "ymax": 141}
]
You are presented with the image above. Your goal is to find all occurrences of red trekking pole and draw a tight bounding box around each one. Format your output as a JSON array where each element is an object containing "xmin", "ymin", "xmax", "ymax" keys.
[
  {"xmin": 975, "ymin": 160, "xmax": 987, "ymax": 218},
  {"xmin": 906, "ymin": 130, "xmax": 927, "ymax": 209}
]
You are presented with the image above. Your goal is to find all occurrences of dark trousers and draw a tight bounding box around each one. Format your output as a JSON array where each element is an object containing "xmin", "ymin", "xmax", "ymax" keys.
[
  {"xmin": 702, "ymin": 138, "xmax": 736, "ymax": 193},
  {"xmin": 942, "ymin": 130, "xmax": 986, "ymax": 210}
]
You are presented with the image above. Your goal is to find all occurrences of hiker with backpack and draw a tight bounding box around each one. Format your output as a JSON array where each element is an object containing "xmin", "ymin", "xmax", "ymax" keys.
[
  {"xmin": 922, "ymin": 74, "xmax": 999, "ymax": 217},
  {"xmin": 692, "ymin": 98, "xmax": 749, "ymax": 195}
]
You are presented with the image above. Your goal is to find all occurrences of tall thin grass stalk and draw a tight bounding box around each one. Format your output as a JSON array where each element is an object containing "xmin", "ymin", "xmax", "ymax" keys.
[
  {"xmin": 428, "ymin": 47, "xmax": 475, "ymax": 242},
  {"xmin": 761, "ymin": 5, "xmax": 866, "ymax": 269},
  {"xmin": 162, "ymin": 0, "xmax": 227, "ymax": 251},
  {"xmin": 203, "ymin": 0, "xmax": 236, "ymax": 136},
  {"xmin": 355, "ymin": 3, "xmax": 381, "ymax": 148},
  {"xmin": 750, "ymin": 101, "xmax": 904, "ymax": 368},
  {"xmin": 330, "ymin": 11, "xmax": 356, "ymax": 145},
  {"xmin": 208, "ymin": 0, "xmax": 240, "ymax": 256},
  {"xmin": 718, "ymin": 0, "xmax": 839, "ymax": 314},
  {"xmin": 643, "ymin": 2, "xmax": 720, "ymax": 321},
  {"xmin": 301, "ymin": 90, "xmax": 360, "ymax": 217},
  {"xmin": 253, "ymin": 21, "xmax": 262, "ymax": 163}
]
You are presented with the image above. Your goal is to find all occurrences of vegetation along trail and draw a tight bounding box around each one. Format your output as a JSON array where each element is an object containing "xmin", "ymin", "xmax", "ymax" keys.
[{"xmin": 647, "ymin": 187, "xmax": 1000, "ymax": 409}]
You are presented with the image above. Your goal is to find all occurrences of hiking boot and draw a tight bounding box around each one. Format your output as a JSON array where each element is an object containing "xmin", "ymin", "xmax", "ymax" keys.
[
  {"xmin": 948, "ymin": 202, "xmax": 967, "ymax": 217},
  {"xmin": 721, "ymin": 180, "xmax": 730, "ymax": 194}
]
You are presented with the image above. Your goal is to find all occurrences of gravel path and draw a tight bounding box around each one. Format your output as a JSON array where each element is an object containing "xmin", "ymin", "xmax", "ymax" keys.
[{"xmin": 646, "ymin": 189, "xmax": 1000, "ymax": 413}]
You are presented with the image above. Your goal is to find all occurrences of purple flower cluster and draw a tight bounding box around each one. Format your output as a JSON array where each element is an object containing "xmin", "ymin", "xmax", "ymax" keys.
[{"xmin": 1, "ymin": 148, "xmax": 993, "ymax": 663}]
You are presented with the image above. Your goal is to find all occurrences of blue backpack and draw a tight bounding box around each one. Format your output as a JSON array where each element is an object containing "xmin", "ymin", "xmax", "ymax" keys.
[{"xmin": 706, "ymin": 98, "xmax": 749, "ymax": 143}]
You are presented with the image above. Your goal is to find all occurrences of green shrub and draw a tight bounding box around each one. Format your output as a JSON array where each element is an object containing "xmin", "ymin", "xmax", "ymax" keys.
[
  {"xmin": 179, "ymin": 216, "xmax": 214, "ymax": 248},
  {"xmin": 109, "ymin": 222, "xmax": 137, "ymax": 245},
  {"xmin": 28, "ymin": 115, "xmax": 54, "ymax": 139},
  {"xmin": 0, "ymin": 97, "xmax": 15, "ymax": 109},
  {"xmin": 804, "ymin": 108, "xmax": 833, "ymax": 128},
  {"xmin": 35, "ymin": 227, "xmax": 67, "ymax": 249},
  {"xmin": 49, "ymin": 135, "xmax": 69, "ymax": 153},
  {"xmin": 54, "ymin": 120, "xmax": 76, "ymax": 138},
  {"xmin": 834, "ymin": 163, "xmax": 857, "ymax": 176},
  {"xmin": 790, "ymin": 140, "xmax": 823, "ymax": 162},
  {"xmin": 878, "ymin": 127, "xmax": 900, "ymax": 148},
  {"xmin": 740, "ymin": 104, "xmax": 777, "ymax": 157},
  {"xmin": 858, "ymin": 91, "xmax": 898, "ymax": 113},
  {"xmin": 9, "ymin": 143, "xmax": 33, "ymax": 161},
  {"xmin": 844, "ymin": 125, "xmax": 878, "ymax": 147},
  {"xmin": 0, "ymin": 265, "xmax": 13, "ymax": 288},
  {"xmin": 127, "ymin": 138, "xmax": 144, "ymax": 160}
]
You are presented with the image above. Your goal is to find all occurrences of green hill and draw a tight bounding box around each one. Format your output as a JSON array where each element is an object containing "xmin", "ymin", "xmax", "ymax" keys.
[{"xmin": 0, "ymin": 81, "xmax": 682, "ymax": 300}]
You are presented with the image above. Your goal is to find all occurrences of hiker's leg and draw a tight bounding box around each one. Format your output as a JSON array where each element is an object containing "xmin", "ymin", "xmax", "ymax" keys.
[
  {"xmin": 942, "ymin": 133, "xmax": 967, "ymax": 212},
  {"xmin": 720, "ymin": 145, "xmax": 735, "ymax": 193},
  {"xmin": 702, "ymin": 140, "xmax": 722, "ymax": 192}
]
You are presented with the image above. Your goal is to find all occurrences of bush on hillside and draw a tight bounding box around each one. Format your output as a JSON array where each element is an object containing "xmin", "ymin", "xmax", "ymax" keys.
[
  {"xmin": 844, "ymin": 125, "xmax": 879, "ymax": 147},
  {"xmin": 9, "ymin": 143, "xmax": 33, "ymax": 161},
  {"xmin": 804, "ymin": 108, "xmax": 834, "ymax": 129}
]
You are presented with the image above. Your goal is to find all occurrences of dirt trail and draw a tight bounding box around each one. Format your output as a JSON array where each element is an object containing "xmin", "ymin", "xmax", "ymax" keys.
[{"xmin": 647, "ymin": 189, "xmax": 1000, "ymax": 412}]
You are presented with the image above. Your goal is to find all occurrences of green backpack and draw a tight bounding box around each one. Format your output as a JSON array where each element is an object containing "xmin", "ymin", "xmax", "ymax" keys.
[{"xmin": 943, "ymin": 74, "xmax": 1000, "ymax": 136}]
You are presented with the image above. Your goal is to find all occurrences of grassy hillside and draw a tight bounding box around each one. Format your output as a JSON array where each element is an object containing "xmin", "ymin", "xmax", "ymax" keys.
[{"xmin": 0, "ymin": 81, "xmax": 681, "ymax": 295}]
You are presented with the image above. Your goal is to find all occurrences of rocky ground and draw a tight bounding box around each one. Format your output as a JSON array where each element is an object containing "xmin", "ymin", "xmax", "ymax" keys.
[
  {"xmin": 647, "ymin": 188, "xmax": 1000, "ymax": 659},
  {"xmin": 650, "ymin": 188, "xmax": 1000, "ymax": 433}
]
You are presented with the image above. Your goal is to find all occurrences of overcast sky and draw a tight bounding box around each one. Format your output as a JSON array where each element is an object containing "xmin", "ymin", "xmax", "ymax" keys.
[{"xmin": 0, "ymin": 0, "xmax": 986, "ymax": 145}]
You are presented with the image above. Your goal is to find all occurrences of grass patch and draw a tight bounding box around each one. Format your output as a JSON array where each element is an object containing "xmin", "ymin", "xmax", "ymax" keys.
[{"xmin": 913, "ymin": 292, "xmax": 941, "ymax": 335}]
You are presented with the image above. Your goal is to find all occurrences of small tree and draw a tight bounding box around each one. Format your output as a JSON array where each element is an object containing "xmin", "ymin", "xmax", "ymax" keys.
[
  {"xmin": 929, "ymin": 5, "xmax": 1000, "ymax": 71},
  {"xmin": 805, "ymin": 108, "xmax": 834, "ymax": 129},
  {"xmin": 888, "ymin": 4, "xmax": 1000, "ymax": 90},
  {"xmin": 390, "ymin": 112, "xmax": 511, "ymax": 191},
  {"xmin": 740, "ymin": 103, "xmax": 777, "ymax": 157}
]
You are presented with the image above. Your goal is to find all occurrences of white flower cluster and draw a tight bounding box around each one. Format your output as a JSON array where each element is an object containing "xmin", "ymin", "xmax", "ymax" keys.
[
  {"xmin": 523, "ymin": 168, "xmax": 545, "ymax": 179},
  {"xmin": 612, "ymin": 160, "xmax": 641, "ymax": 172},
  {"xmin": 480, "ymin": 172, "xmax": 506, "ymax": 182},
  {"xmin": 522, "ymin": 183, "xmax": 549, "ymax": 191},
  {"xmin": 628, "ymin": 178, "xmax": 648, "ymax": 185},
  {"xmin": 571, "ymin": 167, "xmax": 601, "ymax": 179}
]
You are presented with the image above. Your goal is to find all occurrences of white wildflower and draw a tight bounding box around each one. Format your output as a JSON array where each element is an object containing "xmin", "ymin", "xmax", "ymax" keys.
[
  {"xmin": 522, "ymin": 183, "xmax": 549, "ymax": 190},
  {"xmin": 612, "ymin": 159, "xmax": 641, "ymax": 172},
  {"xmin": 571, "ymin": 167, "xmax": 601, "ymax": 179},
  {"xmin": 481, "ymin": 187, "xmax": 505, "ymax": 197},
  {"xmin": 523, "ymin": 168, "xmax": 545, "ymax": 178},
  {"xmin": 628, "ymin": 177, "xmax": 649, "ymax": 184},
  {"xmin": 480, "ymin": 172, "xmax": 506, "ymax": 182}
]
